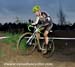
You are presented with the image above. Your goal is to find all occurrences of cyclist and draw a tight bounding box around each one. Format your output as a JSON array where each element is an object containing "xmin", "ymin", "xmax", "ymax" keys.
[{"xmin": 32, "ymin": 5, "xmax": 53, "ymax": 54}]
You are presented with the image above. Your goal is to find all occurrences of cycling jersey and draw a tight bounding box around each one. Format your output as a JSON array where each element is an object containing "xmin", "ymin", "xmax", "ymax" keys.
[
  {"xmin": 32, "ymin": 12, "xmax": 52, "ymax": 25},
  {"xmin": 32, "ymin": 12, "xmax": 53, "ymax": 31}
]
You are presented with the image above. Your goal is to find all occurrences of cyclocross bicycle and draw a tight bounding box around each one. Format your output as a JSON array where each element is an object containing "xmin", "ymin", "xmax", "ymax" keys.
[{"xmin": 17, "ymin": 24, "xmax": 55, "ymax": 58}]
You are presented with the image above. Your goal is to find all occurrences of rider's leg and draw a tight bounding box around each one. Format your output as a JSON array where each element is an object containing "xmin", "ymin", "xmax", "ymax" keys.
[
  {"xmin": 42, "ymin": 30, "xmax": 49, "ymax": 54},
  {"xmin": 36, "ymin": 32, "xmax": 40, "ymax": 41},
  {"xmin": 36, "ymin": 32, "xmax": 41, "ymax": 49},
  {"xmin": 44, "ymin": 24, "xmax": 53, "ymax": 45},
  {"xmin": 44, "ymin": 30, "xmax": 49, "ymax": 46},
  {"xmin": 42, "ymin": 25, "xmax": 53, "ymax": 54}
]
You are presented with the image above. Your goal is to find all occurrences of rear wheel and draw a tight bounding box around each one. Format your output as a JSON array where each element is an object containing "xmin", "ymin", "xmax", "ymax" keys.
[
  {"xmin": 42, "ymin": 40, "xmax": 55, "ymax": 58},
  {"xmin": 17, "ymin": 32, "xmax": 36, "ymax": 55}
]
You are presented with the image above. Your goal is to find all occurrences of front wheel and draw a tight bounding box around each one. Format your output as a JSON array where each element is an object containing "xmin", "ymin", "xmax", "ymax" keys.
[
  {"xmin": 42, "ymin": 40, "xmax": 55, "ymax": 58},
  {"xmin": 17, "ymin": 32, "xmax": 36, "ymax": 55}
]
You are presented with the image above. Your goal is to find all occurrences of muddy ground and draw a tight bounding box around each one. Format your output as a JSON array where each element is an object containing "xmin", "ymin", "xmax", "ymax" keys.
[
  {"xmin": 0, "ymin": 42, "xmax": 75, "ymax": 67},
  {"xmin": 0, "ymin": 31, "xmax": 75, "ymax": 67}
]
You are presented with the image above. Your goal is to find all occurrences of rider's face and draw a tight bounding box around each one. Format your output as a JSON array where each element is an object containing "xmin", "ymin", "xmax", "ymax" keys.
[{"xmin": 35, "ymin": 10, "xmax": 41, "ymax": 16}]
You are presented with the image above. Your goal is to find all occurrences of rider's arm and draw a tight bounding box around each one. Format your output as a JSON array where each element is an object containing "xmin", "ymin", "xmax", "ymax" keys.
[{"xmin": 32, "ymin": 17, "xmax": 39, "ymax": 25}]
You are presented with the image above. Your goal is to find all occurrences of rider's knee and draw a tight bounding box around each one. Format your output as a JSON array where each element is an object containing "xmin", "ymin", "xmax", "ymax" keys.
[
  {"xmin": 44, "ymin": 32, "xmax": 48, "ymax": 37},
  {"xmin": 36, "ymin": 32, "xmax": 40, "ymax": 37}
]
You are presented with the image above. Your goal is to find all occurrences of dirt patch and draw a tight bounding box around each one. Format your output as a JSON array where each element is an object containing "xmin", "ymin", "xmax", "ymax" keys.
[
  {"xmin": 0, "ymin": 43, "xmax": 75, "ymax": 67},
  {"xmin": 0, "ymin": 31, "xmax": 75, "ymax": 67}
]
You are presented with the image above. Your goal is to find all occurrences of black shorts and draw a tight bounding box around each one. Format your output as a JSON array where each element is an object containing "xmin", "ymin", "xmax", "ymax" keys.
[{"xmin": 43, "ymin": 24, "xmax": 53, "ymax": 32}]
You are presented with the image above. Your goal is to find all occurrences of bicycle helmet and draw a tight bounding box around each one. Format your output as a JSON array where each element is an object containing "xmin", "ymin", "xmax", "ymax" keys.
[{"xmin": 32, "ymin": 5, "xmax": 40, "ymax": 13}]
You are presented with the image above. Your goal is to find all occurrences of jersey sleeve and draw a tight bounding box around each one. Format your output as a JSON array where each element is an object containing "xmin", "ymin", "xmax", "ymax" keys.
[{"xmin": 32, "ymin": 17, "xmax": 39, "ymax": 25}]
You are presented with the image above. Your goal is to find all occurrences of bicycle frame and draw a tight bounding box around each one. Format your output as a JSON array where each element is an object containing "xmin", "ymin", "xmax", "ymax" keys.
[
  {"xmin": 26, "ymin": 25, "xmax": 44, "ymax": 50},
  {"xmin": 17, "ymin": 25, "xmax": 55, "ymax": 56}
]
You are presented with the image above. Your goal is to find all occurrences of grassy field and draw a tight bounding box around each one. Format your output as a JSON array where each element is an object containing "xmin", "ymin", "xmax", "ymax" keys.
[
  {"xmin": 0, "ymin": 32, "xmax": 21, "ymax": 44},
  {"xmin": 0, "ymin": 32, "xmax": 22, "ymax": 57},
  {"xmin": 0, "ymin": 32, "xmax": 29, "ymax": 56}
]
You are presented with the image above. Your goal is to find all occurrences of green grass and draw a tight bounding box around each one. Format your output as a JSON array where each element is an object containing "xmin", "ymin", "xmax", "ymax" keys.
[
  {"xmin": 19, "ymin": 38, "xmax": 27, "ymax": 50},
  {"xmin": 0, "ymin": 32, "xmax": 21, "ymax": 44},
  {"xmin": 0, "ymin": 32, "xmax": 27, "ymax": 51},
  {"xmin": 0, "ymin": 32, "xmax": 21, "ymax": 51}
]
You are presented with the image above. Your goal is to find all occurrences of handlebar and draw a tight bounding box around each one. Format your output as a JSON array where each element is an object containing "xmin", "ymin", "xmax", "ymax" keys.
[
  {"xmin": 28, "ymin": 25, "xmax": 34, "ymax": 31},
  {"xmin": 28, "ymin": 24, "xmax": 45, "ymax": 31}
]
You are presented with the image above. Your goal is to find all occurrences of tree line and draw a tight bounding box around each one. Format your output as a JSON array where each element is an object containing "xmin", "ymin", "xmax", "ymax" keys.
[{"xmin": 0, "ymin": 22, "xmax": 75, "ymax": 34}]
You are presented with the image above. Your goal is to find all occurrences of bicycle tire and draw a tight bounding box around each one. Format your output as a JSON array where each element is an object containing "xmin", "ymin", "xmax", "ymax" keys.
[
  {"xmin": 17, "ymin": 32, "xmax": 36, "ymax": 55},
  {"xmin": 42, "ymin": 39, "xmax": 55, "ymax": 58}
]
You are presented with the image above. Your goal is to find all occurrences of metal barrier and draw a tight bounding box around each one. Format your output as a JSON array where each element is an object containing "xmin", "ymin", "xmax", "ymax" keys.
[
  {"xmin": 24, "ymin": 37, "xmax": 75, "ymax": 40},
  {"xmin": 0, "ymin": 37, "xmax": 9, "ymax": 39},
  {"xmin": 40, "ymin": 37, "xmax": 75, "ymax": 40}
]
